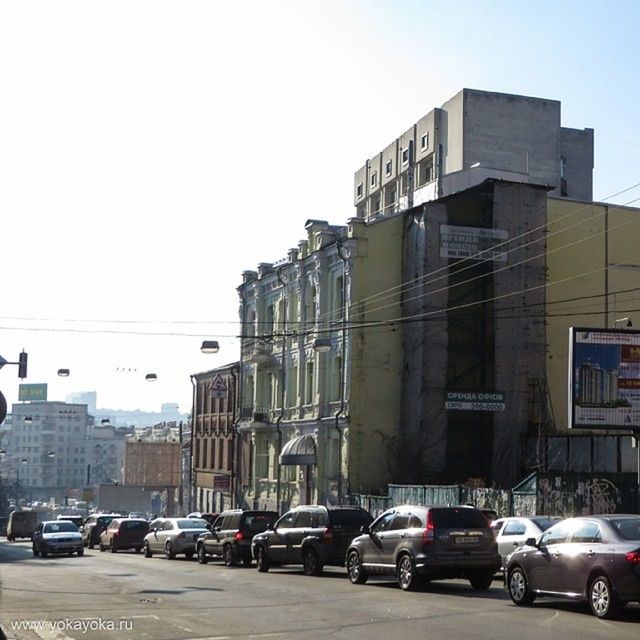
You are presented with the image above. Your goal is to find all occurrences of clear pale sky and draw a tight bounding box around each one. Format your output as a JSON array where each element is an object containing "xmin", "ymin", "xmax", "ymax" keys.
[{"xmin": 1, "ymin": 0, "xmax": 639, "ymax": 414}]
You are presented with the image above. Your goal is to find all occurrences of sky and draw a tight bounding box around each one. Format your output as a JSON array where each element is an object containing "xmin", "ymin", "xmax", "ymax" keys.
[{"xmin": 1, "ymin": 0, "xmax": 639, "ymax": 415}]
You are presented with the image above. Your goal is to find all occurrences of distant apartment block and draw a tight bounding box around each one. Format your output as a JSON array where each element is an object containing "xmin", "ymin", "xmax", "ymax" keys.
[{"xmin": 354, "ymin": 88, "xmax": 593, "ymax": 219}]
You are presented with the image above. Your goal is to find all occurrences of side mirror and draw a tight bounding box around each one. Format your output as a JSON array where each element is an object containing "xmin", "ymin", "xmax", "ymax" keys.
[
  {"xmin": 213, "ymin": 526, "xmax": 221, "ymax": 532},
  {"xmin": 360, "ymin": 524, "xmax": 370, "ymax": 534},
  {"xmin": 525, "ymin": 537, "xmax": 537, "ymax": 548}
]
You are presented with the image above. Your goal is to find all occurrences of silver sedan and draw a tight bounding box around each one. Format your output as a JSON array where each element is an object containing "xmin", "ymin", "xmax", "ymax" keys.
[{"xmin": 142, "ymin": 518, "xmax": 210, "ymax": 560}]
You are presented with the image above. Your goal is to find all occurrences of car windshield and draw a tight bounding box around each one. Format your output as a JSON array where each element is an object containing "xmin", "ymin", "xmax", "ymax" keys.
[
  {"xmin": 329, "ymin": 510, "xmax": 373, "ymax": 527},
  {"xmin": 97, "ymin": 516, "xmax": 116, "ymax": 526},
  {"xmin": 44, "ymin": 522, "xmax": 78, "ymax": 533},
  {"xmin": 430, "ymin": 507, "xmax": 489, "ymax": 528},
  {"xmin": 609, "ymin": 517, "xmax": 640, "ymax": 540},
  {"xmin": 530, "ymin": 517, "xmax": 560, "ymax": 532},
  {"xmin": 243, "ymin": 514, "xmax": 278, "ymax": 534},
  {"xmin": 177, "ymin": 519, "xmax": 207, "ymax": 529},
  {"xmin": 122, "ymin": 520, "xmax": 149, "ymax": 530}
]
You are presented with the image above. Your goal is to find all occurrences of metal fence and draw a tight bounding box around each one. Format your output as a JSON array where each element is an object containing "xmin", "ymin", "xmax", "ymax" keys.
[{"xmin": 349, "ymin": 471, "xmax": 639, "ymax": 518}]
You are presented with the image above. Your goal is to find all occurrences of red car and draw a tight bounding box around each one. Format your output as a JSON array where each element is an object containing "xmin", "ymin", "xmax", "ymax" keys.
[{"xmin": 99, "ymin": 518, "xmax": 149, "ymax": 553}]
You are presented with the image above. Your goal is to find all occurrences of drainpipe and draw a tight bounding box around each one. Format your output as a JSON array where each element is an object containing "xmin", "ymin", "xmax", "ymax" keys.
[
  {"xmin": 335, "ymin": 240, "xmax": 349, "ymax": 504},
  {"xmin": 230, "ymin": 363, "xmax": 240, "ymax": 509},
  {"xmin": 275, "ymin": 267, "xmax": 288, "ymax": 513},
  {"xmin": 189, "ymin": 374, "xmax": 197, "ymax": 513}
]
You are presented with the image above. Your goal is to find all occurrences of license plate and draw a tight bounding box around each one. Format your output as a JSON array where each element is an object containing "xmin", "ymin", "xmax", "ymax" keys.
[{"xmin": 455, "ymin": 536, "xmax": 479, "ymax": 544}]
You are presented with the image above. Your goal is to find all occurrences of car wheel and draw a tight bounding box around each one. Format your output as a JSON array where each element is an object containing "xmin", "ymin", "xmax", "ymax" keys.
[
  {"xmin": 88, "ymin": 538, "xmax": 95, "ymax": 550},
  {"xmin": 41, "ymin": 546, "xmax": 48, "ymax": 559},
  {"xmin": 397, "ymin": 554, "xmax": 420, "ymax": 591},
  {"xmin": 469, "ymin": 572, "xmax": 494, "ymax": 591},
  {"xmin": 346, "ymin": 550, "xmax": 368, "ymax": 585},
  {"xmin": 77, "ymin": 547, "xmax": 84, "ymax": 557},
  {"xmin": 7, "ymin": 535, "xmax": 13, "ymax": 542},
  {"xmin": 144, "ymin": 541, "xmax": 153, "ymax": 558},
  {"xmin": 589, "ymin": 574, "xmax": 620, "ymax": 619},
  {"xmin": 508, "ymin": 566, "xmax": 536, "ymax": 605},
  {"xmin": 99, "ymin": 541, "xmax": 105, "ymax": 552},
  {"xmin": 165, "ymin": 541, "xmax": 175, "ymax": 560},
  {"xmin": 242, "ymin": 554, "xmax": 252, "ymax": 567},
  {"xmin": 134, "ymin": 546, "xmax": 141, "ymax": 553},
  {"xmin": 302, "ymin": 547, "xmax": 323, "ymax": 576},
  {"xmin": 197, "ymin": 545, "xmax": 208, "ymax": 564},
  {"xmin": 185, "ymin": 550, "xmax": 194, "ymax": 560},
  {"xmin": 110, "ymin": 541, "xmax": 117, "ymax": 553},
  {"xmin": 223, "ymin": 545, "xmax": 237, "ymax": 567},
  {"xmin": 32, "ymin": 544, "xmax": 40, "ymax": 557},
  {"xmin": 255, "ymin": 546, "xmax": 270, "ymax": 572}
]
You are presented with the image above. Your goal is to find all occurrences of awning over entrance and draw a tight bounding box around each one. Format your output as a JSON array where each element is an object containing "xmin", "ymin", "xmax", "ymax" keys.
[{"xmin": 279, "ymin": 434, "xmax": 316, "ymax": 465}]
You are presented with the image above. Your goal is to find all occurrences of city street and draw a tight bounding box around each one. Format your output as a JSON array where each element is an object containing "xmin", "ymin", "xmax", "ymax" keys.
[{"xmin": 0, "ymin": 539, "xmax": 639, "ymax": 640}]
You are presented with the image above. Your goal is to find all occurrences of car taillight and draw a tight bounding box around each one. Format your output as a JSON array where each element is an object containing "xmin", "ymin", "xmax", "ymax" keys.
[
  {"xmin": 177, "ymin": 532, "xmax": 185, "ymax": 539},
  {"xmin": 321, "ymin": 527, "xmax": 334, "ymax": 544},
  {"xmin": 235, "ymin": 531, "xmax": 244, "ymax": 541},
  {"xmin": 625, "ymin": 550, "xmax": 640, "ymax": 564},
  {"xmin": 422, "ymin": 511, "xmax": 435, "ymax": 545}
]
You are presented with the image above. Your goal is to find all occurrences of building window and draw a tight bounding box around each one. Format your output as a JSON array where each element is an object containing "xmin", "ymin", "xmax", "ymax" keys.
[
  {"xmin": 402, "ymin": 148, "xmax": 409, "ymax": 165},
  {"xmin": 356, "ymin": 182, "xmax": 363, "ymax": 198},
  {"xmin": 287, "ymin": 365, "xmax": 298, "ymax": 407},
  {"xmin": 210, "ymin": 439, "xmax": 216, "ymax": 469},
  {"xmin": 421, "ymin": 132, "xmax": 429, "ymax": 150},
  {"xmin": 385, "ymin": 160, "xmax": 392, "ymax": 176},
  {"xmin": 560, "ymin": 156, "xmax": 567, "ymax": 179},
  {"xmin": 218, "ymin": 437, "xmax": 224, "ymax": 469},
  {"xmin": 305, "ymin": 360, "xmax": 315, "ymax": 405},
  {"xmin": 370, "ymin": 171, "xmax": 377, "ymax": 188}
]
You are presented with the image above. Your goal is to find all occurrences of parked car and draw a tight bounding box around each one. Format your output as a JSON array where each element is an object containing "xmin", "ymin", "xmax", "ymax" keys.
[
  {"xmin": 143, "ymin": 517, "xmax": 210, "ymax": 559},
  {"xmin": 346, "ymin": 505, "xmax": 501, "ymax": 591},
  {"xmin": 491, "ymin": 516, "xmax": 562, "ymax": 568},
  {"xmin": 251, "ymin": 505, "xmax": 373, "ymax": 576},
  {"xmin": 197, "ymin": 509, "xmax": 278, "ymax": 566},
  {"xmin": 32, "ymin": 520, "xmax": 84, "ymax": 558},
  {"xmin": 188, "ymin": 512, "xmax": 218, "ymax": 527},
  {"xmin": 81, "ymin": 513, "xmax": 120, "ymax": 548},
  {"xmin": 99, "ymin": 518, "xmax": 149, "ymax": 553},
  {"xmin": 56, "ymin": 514, "xmax": 85, "ymax": 529},
  {"xmin": 506, "ymin": 514, "xmax": 640, "ymax": 619},
  {"xmin": 7, "ymin": 510, "xmax": 38, "ymax": 541}
]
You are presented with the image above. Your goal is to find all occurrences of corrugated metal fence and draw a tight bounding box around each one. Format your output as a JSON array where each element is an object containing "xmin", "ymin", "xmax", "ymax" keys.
[{"xmin": 349, "ymin": 472, "xmax": 638, "ymax": 518}]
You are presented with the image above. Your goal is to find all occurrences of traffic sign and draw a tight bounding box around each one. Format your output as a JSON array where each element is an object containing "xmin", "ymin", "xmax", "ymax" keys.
[{"xmin": 210, "ymin": 374, "xmax": 227, "ymax": 399}]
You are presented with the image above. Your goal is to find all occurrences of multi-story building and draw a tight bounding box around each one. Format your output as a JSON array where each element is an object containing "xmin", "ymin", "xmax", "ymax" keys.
[
  {"xmin": 5, "ymin": 402, "xmax": 90, "ymax": 499},
  {"xmin": 191, "ymin": 363, "xmax": 239, "ymax": 513},
  {"xmin": 89, "ymin": 424, "xmax": 126, "ymax": 485},
  {"xmin": 354, "ymin": 88, "xmax": 593, "ymax": 219},
  {"xmin": 237, "ymin": 217, "xmax": 404, "ymax": 510}
]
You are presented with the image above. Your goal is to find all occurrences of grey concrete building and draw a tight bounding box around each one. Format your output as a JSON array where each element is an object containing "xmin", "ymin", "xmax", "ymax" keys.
[{"xmin": 354, "ymin": 88, "xmax": 593, "ymax": 219}]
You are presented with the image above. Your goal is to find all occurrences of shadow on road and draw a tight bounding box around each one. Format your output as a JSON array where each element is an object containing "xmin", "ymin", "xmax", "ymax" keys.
[{"xmin": 531, "ymin": 599, "xmax": 640, "ymax": 623}]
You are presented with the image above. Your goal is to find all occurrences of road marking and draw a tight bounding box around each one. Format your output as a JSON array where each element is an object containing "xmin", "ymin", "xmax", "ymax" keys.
[
  {"xmin": 541, "ymin": 611, "xmax": 560, "ymax": 624},
  {"xmin": 128, "ymin": 615, "xmax": 160, "ymax": 620}
]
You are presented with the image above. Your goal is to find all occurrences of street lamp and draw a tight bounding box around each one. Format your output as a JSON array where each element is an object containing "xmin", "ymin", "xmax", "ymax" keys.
[
  {"xmin": 614, "ymin": 317, "xmax": 633, "ymax": 328},
  {"xmin": 200, "ymin": 340, "xmax": 220, "ymax": 354},
  {"xmin": 47, "ymin": 451, "xmax": 56, "ymax": 459},
  {"xmin": 57, "ymin": 368, "xmax": 70, "ymax": 377},
  {"xmin": 23, "ymin": 416, "xmax": 33, "ymax": 424},
  {"xmin": 145, "ymin": 373, "xmax": 157, "ymax": 382},
  {"xmin": 313, "ymin": 338, "xmax": 332, "ymax": 353}
]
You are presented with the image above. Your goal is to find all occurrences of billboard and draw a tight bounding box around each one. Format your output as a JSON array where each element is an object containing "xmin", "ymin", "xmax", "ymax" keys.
[
  {"xmin": 569, "ymin": 327, "xmax": 640, "ymax": 429},
  {"xmin": 440, "ymin": 225, "xmax": 509, "ymax": 262},
  {"xmin": 18, "ymin": 383, "xmax": 48, "ymax": 401}
]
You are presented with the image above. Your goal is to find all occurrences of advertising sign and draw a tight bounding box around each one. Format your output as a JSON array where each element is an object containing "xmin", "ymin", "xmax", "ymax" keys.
[
  {"xmin": 18, "ymin": 383, "xmax": 48, "ymax": 402},
  {"xmin": 569, "ymin": 327, "xmax": 640, "ymax": 429},
  {"xmin": 440, "ymin": 225, "xmax": 509, "ymax": 262},
  {"xmin": 445, "ymin": 390, "xmax": 506, "ymax": 412}
]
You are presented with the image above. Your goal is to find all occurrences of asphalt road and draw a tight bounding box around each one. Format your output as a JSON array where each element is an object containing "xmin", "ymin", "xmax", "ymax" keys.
[{"xmin": 0, "ymin": 538, "xmax": 639, "ymax": 640}]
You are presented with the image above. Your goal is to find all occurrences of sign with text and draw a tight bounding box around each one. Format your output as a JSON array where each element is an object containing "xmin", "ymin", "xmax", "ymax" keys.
[
  {"xmin": 18, "ymin": 383, "xmax": 48, "ymax": 402},
  {"xmin": 569, "ymin": 327, "xmax": 640, "ymax": 429},
  {"xmin": 440, "ymin": 225, "xmax": 509, "ymax": 262},
  {"xmin": 445, "ymin": 390, "xmax": 505, "ymax": 412}
]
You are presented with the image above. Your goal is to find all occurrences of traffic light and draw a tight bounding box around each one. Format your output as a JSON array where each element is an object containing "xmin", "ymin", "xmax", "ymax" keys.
[{"xmin": 18, "ymin": 351, "xmax": 28, "ymax": 379}]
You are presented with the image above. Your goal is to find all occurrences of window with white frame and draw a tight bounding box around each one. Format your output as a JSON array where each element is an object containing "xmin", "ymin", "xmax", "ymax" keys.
[
  {"xmin": 402, "ymin": 148, "xmax": 409, "ymax": 164},
  {"xmin": 370, "ymin": 171, "xmax": 377, "ymax": 187},
  {"xmin": 356, "ymin": 182, "xmax": 363, "ymax": 198},
  {"xmin": 385, "ymin": 160, "xmax": 392, "ymax": 176},
  {"xmin": 421, "ymin": 132, "xmax": 429, "ymax": 150},
  {"xmin": 305, "ymin": 360, "xmax": 315, "ymax": 405}
]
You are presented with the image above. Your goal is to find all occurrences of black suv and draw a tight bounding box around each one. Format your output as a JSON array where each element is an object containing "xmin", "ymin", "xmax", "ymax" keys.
[
  {"xmin": 196, "ymin": 510, "xmax": 278, "ymax": 566},
  {"xmin": 346, "ymin": 505, "xmax": 501, "ymax": 591},
  {"xmin": 81, "ymin": 514, "xmax": 120, "ymax": 549},
  {"xmin": 251, "ymin": 505, "xmax": 373, "ymax": 576}
]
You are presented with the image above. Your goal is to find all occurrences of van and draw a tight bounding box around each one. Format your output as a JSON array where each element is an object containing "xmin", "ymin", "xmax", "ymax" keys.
[{"xmin": 7, "ymin": 510, "xmax": 39, "ymax": 541}]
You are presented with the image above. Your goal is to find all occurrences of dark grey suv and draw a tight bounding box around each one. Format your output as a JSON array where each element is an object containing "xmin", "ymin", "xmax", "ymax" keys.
[
  {"xmin": 252, "ymin": 505, "xmax": 373, "ymax": 576},
  {"xmin": 196, "ymin": 509, "xmax": 278, "ymax": 566},
  {"xmin": 346, "ymin": 505, "xmax": 501, "ymax": 591}
]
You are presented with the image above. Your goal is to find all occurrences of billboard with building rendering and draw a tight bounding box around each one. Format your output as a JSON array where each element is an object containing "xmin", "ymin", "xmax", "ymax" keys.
[
  {"xmin": 123, "ymin": 441, "xmax": 180, "ymax": 487},
  {"xmin": 569, "ymin": 327, "xmax": 640, "ymax": 429}
]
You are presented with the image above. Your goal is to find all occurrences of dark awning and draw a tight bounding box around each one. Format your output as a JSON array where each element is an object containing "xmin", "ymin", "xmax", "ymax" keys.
[{"xmin": 279, "ymin": 434, "xmax": 316, "ymax": 465}]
